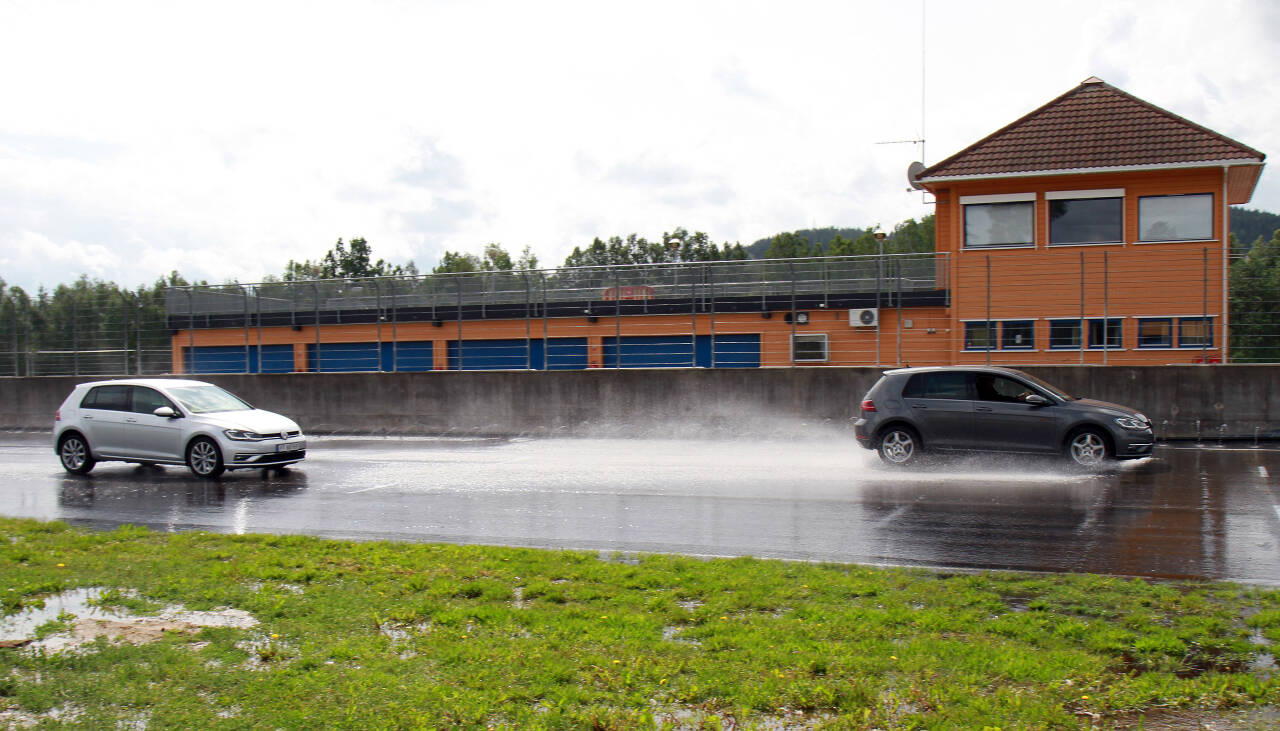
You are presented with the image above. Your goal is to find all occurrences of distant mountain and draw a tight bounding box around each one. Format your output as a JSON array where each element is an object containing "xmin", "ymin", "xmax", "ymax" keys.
[
  {"xmin": 745, "ymin": 227, "xmax": 867, "ymax": 258},
  {"xmin": 1231, "ymin": 207, "xmax": 1280, "ymax": 252}
]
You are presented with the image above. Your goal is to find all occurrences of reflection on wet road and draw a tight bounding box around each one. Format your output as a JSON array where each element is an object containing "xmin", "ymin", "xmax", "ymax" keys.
[{"xmin": 2, "ymin": 433, "xmax": 1278, "ymax": 583}]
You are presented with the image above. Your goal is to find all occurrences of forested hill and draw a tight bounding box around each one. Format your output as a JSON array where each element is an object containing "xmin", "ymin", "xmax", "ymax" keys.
[
  {"xmin": 745, "ymin": 227, "xmax": 866, "ymax": 258},
  {"xmin": 1231, "ymin": 207, "xmax": 1280, "ymax": 254}
]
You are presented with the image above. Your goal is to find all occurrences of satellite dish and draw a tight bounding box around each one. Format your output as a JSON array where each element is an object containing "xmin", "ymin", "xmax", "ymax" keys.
[{"xmin": 906, "ymin": 160, "xmax": 926, "ymax": 190}]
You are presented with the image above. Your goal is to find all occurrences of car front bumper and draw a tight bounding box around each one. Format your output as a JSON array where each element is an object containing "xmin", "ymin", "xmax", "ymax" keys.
[{"xmin": 1112, "ymin": 429, "xmax": 1155, "ymax": 459}]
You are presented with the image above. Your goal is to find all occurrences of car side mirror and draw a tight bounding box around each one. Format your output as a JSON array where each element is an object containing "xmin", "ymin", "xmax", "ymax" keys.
[
  {"xmin": 153, "ymin": 406, "xmax": 179, "ymax": 418},
  {"xmin": 1024, "ymin": 394, "xmax": 1050, "ymax": 406}
]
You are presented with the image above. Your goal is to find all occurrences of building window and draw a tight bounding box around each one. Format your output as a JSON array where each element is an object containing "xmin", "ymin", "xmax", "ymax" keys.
[
  {"xmin": 1048, "ymin": 192, "xmax": 1123, "ymax": 245},
  {"xmin": 1088, "ymin": 318, "xmax": 1122, "ymax": 349},
  {"xmin": 1137, "ymin": 318, "xmax": 1173, "ymax": 348},
  {"xmin": 1001, "ymin": 320, "xmax": 1035, "ymax": 350},
  {"xmin": 1049, "ymin": 319, "xmax": 1082, "ymax": 349},
  {"xmin": 1139, "ymin": 193, "xmax": 1214, "ymax": 242},
  {"xmin": 964, "ymin": 321, "xmax": 996, "ymax": 350},
  {"xmin": 1178, "ymin": 317, "xmax": 1213, "ymax": 348},
  {"xmin": 964, "ymin": 200, "xmax": 1035, "ymax": 249},
  {"xmin": 792, "ymin": 333, "xmax": 827, "ymax": 362}
]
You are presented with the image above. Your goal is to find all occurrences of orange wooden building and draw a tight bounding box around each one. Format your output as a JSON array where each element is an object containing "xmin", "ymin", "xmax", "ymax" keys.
[{"xmin": 169, "ymin": 78, "xmax": 1265, "ymax": 373}]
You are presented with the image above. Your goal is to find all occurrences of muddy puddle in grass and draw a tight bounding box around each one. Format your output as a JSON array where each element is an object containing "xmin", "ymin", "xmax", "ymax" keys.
[{"xmin": 0, "ymin": 587, "xmax": 257, "ymax": 653}]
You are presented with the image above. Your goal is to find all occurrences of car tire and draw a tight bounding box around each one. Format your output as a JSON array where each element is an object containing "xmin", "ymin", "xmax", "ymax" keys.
[
  {"xmin": 1066, "ymin": 428, "xmax": 1110, "ymax": 468},
  {"xmin": 186, "ymin": 437, "xmax": 225, "ymax": 479},
  {"xmin": 876, "ymin": 425, "xmax": 920, "ymax": 466},
  {"xmin": 58, "ymin": 433, "xmax": 96, "ymax": 475}
]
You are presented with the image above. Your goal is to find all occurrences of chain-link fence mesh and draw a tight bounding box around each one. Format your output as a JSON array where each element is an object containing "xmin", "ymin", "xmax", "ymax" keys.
[{"xmin": 4, "ymin": 246, "xmax": 1280, "ymax": 375}]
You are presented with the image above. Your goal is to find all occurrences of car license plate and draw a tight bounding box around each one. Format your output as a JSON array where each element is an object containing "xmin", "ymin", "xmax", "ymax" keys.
[{"xmin": 276, "ymin": 440, "xmax": 305, "ymax": 453}]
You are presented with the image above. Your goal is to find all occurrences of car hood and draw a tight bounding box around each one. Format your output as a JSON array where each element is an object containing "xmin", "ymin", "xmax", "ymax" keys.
[
  {"xmin": 196, "ymin": 409, "xmax": 301, "ymax": 434},
  {"xmin": 1073, "ymin": 398, "xmax": 1144, "ymax": 419}
]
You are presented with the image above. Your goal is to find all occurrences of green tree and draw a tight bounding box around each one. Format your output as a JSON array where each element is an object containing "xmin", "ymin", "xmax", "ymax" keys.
[
  {"xmin": 286, "ymin": 237, "xmax": 416, "ymax": 280},
  {"xmin": 1230, "ymin": 229, "xmax": 1280, "ymax": 362},
  {"xmin": 763, "ymin": 231, "xmax": 818, "ymax": 258}
]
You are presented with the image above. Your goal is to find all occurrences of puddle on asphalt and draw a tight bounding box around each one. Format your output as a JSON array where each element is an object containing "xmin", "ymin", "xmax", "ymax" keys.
[{"xmin": 0, "ymin": 587, "xmax": 258, "ymax": 653}]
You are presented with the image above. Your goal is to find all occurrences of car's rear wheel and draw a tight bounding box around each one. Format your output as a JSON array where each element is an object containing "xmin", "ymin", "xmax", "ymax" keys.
[
  {"xmin": 187, "ymin": 437, "xmax": 225, "ymax": 478},
  {"xmin": 58, "ymin": 433, "xmax": 95, "ymax": 475},
  {"xmin": 1067, "ymin": 429, "xmax": 1109, "ymax": 468},
  {"xmin": 876, "ymin": 425, "xmax": 920, "ymax": 466}
]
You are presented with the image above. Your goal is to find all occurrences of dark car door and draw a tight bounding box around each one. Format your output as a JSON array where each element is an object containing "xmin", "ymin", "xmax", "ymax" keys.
[
  {"xmin": 971, "ymin": 373, "xmax": 1061, "ymax": 453},
  {"xmin": 900, "ymin": 371, "xmax": 976, "ymax": 449}
]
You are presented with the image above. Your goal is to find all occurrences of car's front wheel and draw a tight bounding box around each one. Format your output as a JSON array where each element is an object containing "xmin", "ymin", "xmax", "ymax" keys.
[
  {"xmin": 58, "ymin": 433, "xmax": 96, "ymax": 475},
  {"xmin": 1067, "ymin": 429, "xmax": 1110, "ymax": 468},
  {"xmin": 876, "ymin": 426, "xmax": 920, "ymax": 466},
  {"xmin": 186, "ymin": 437, "xmax": 225, "ymax": 478}
]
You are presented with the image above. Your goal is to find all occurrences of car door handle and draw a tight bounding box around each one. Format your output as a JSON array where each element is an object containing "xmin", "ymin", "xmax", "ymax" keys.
[
  {"xmin": 125, "ymin": 417, "xmax": 138, "ymax": 423},
  {"xmin": 911, "ymin": 404, "xmax": 927, "ymax": 409},
  {"xmin": 976, "ymin": 407, "xmax": 993, "ymax": 412}
]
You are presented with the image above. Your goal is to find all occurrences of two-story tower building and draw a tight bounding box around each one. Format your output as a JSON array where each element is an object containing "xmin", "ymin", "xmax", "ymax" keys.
[{"xmin": 915, "ymin": 77, "xmax": 1265, "ymax": 365}]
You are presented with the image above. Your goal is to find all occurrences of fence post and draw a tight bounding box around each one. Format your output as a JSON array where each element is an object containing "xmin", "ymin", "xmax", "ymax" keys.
[
  {"xmin": 1079, "ymin": 252, "xmax": 1085, "ymax": 366},
  {"xmin": 242, "ymin": 285, "xmax": 251, "ymax": 374},
  {"xmin": 985, "ymin": 255, "xmax": 991, "ymax": 367},
  {"xmin": 709, "ymin": 264, "xmax": 717, "ymax": 369},
  {"xmin": 371, "ymin": 278, "xmax": 382, "ymax": 372},
  {"xmin": 789, "ymin": 261, "xmax": 797, "ymax": 367},
  {"xmin": 455, "ymin": 276, "xmax": 463, "ymax": 371},
  {"xmin": 1203, "ymin": 246, "xmax": 1209, "ymax": 363},
  {"xmin": 388, "ymin": 278, "xmax": 398, "ymax": 372},
  {"xmin": 120, "ymin": 291, "xmax": 131, "ymax": 375},
  {"xmin": 255, "ymin": 287, "xmax": 263, "ymax": 374},
  {"xmin": 186, "ymin": 288, "xmax": 195, "ymax": 375},
  {"xmin": 897, "ymin": 258, "xmax": 903, "ymax": 366},
  {"xmin": 313, "ymin": 282, "xmax": 321, "ymax": 373},
  {"xmin": 690, "ymin": 270, "xmax": 696, "ymax": 368},
  {"xmin": 7, "ymin": 296, "xmax": 16, "ymax": 377},
  {"xmin": 1103, "ymin": 252, "xmax": 1109, "ymax": 367},
  {"xmin": 614, "ymin": 268, "xmax": 622, "ymax": 370},
  {"xmin": 135, "ymin": 294, "xmax": 143, "ymax": 375}
]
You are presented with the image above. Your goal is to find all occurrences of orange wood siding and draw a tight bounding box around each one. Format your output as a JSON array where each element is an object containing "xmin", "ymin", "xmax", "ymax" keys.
[{"xmin": 935, "ymin": 167, "xmax": 1229, "ymax": 365}]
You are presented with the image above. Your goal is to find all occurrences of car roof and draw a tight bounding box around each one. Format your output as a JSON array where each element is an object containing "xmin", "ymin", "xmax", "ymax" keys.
[
  {"xmin": 883, "ymin": 365, "xmax": 1033, "ymax": 378},
  {"xmin": 74, "ymin": 378, "xmax": 214, "ymax": 390}
]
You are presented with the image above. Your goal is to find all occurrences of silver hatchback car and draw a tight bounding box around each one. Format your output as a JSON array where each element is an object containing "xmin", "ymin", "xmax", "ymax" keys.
[
  {"xmin": 853, "ymin": 366, "xmax": 1154, "ymax": 467},
  {"xmin": 54, "ymin": 379, "xmax": 306, "ymax": 478}
]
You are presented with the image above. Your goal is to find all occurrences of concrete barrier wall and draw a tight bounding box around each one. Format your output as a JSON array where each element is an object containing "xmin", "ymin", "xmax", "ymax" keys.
[{"xmin": 3, "ymin": 366, "xmax": 1277, "ymax": 440}]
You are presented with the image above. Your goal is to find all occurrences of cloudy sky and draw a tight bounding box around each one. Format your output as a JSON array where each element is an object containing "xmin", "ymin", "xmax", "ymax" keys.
[{"xmin": 2, "ymin": 0, "xmax": 1278, "ymax": 292}]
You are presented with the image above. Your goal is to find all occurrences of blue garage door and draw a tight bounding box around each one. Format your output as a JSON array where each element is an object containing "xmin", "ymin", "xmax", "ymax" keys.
[
  {"xmin": 543, "ymin": 338, "xmax": 589, "ymax": 370},
  {"xmin": 603, "ymin": 336, "xmax": 696, "ymax": 368},
  {"xmin": 187, "ymin": 345, "xmax": 294, "ymax": 374},
  {"xmin": 448, "ymin": 339, "xmax": 536, "ymax": 370},
  {"xmin": 308, "ymin": 341, "xmax": 435, "ymax": 372},
  {"xmin": 696, "ymin": 334, "xmax": 761, "ymax": 368}
]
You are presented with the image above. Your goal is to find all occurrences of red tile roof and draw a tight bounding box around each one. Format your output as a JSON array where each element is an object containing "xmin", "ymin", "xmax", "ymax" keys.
[{"xmin": 917, "ymin": 78, "xmax": 1265, "ymax": 181}]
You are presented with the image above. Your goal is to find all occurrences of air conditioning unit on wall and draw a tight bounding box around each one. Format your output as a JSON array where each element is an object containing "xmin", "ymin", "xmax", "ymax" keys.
[{"xmin": 849, "ymin": 308, "xmax": 879, "ymax": 327}]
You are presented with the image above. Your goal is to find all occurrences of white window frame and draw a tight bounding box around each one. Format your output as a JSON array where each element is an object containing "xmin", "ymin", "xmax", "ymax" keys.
[
  {"xmin": 960, "ymin": 193, "xmax": 1036, "ymax": 250},
  {"xmin": 1137, "ymin": 193, "xmax": 1215, "ymax": 243},
  {"xmin": 1046, "ymin": 189, "xmax": 1125, "ymax": 247},
  {"xmin": 791, "ymin": 333, "xmax": 828, "ymax": 362}
]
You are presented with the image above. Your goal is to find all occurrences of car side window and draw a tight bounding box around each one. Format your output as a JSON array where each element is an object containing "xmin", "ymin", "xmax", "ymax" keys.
[
  {"xmin": 131, "ymin": 387, "xmax": 175, "ymax": 415},
  {"xmin": 81, "ymin": 385, "xmax": 131, "ymax": 411},
  {"xmin": 975, "ymin": 375, "xmax": 1034, "ymax": 403},
  {"xmin": 903, "ymin": 372, "xmax": 969, "ymax": 399}
]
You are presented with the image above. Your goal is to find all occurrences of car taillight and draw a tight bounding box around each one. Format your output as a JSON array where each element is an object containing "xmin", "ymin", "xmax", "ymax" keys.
[
  {"xmin": 860, "ymin": 399, "xmax": 876, "ymax": 413},
  {"xmin": 54, "ymin": 409, "xmax": 60, "ymax": 422}
]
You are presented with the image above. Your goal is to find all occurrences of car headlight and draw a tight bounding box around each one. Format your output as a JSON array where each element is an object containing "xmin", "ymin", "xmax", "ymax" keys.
[
  {"xmin": 224, "ymin": 429, "xmax": 272, "ymax": 441},
  {"xmin": 1114, "ymin": 416, "xmax": 1149, "ymax": 431}
]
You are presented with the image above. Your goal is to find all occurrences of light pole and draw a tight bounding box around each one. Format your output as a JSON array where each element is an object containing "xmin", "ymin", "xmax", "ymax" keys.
[{"xmin": 874, "ymin": 231, "xmax": 886, "ymax": 366}]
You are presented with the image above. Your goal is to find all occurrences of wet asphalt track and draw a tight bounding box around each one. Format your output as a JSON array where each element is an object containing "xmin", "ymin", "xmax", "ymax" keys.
[{"xmin": 2, "ymin": 432, "xmax": 1279, "ymax": 584}]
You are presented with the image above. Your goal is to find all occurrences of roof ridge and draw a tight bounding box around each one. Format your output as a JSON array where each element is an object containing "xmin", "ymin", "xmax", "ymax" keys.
[{"xmin": 918, "ymin": 79, "xmax": 1265, "ymax": 181}]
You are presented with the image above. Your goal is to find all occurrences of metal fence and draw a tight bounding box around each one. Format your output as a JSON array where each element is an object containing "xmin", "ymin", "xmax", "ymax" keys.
[{"xmin": 5, "ymin": 245, "xmax": 1280, "ymax": 374}]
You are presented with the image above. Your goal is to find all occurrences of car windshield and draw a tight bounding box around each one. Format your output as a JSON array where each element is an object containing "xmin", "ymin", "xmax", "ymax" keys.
[
  {"xmin": 1015, "ymin": 372, "xmax": 1075, "ymax": 401},
  {"xmin": 167, "ymin": 385, "xmax": 253, "ymax": 414}
]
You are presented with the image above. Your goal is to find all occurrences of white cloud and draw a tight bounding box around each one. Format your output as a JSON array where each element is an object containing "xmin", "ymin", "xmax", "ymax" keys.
[{"xmin": 0, "ymin": 0, "xmax": 1275, "ymax": 292}]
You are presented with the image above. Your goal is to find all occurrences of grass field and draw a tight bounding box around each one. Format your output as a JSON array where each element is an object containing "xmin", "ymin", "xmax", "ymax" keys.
[{"xmin": 0, "ymin": 517, "xmax": 1277, "ymax": 729}]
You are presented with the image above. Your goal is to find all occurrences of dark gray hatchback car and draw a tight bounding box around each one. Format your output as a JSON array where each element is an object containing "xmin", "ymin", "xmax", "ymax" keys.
[{"xmin": 853, "ymin": 366, "xmax": 1154, "ymax": 467}]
